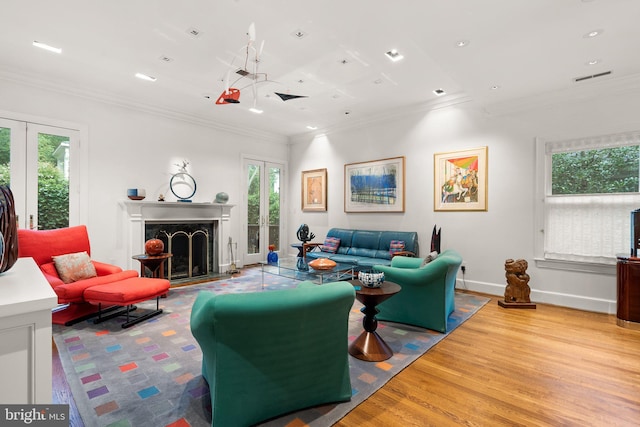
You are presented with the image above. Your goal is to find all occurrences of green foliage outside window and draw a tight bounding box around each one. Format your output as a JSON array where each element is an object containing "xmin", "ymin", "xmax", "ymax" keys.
[
  {"xmin": 0, "ymin": 129, "xmax": 69, "ymax": 229},
  {"xmin": 551, "ymin": 146, "xmax": 640, "ymax": 195}
]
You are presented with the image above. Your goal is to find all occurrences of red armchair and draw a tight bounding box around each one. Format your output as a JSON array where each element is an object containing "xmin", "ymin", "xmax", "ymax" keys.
[{"xmin": 18, "ymin": 225, "xmax": 139, "ymax": 325}]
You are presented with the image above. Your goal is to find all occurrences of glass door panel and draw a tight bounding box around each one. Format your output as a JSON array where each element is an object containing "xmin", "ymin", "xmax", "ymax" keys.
[
  {"xmin": 243, "ymin": 158, "xmax": 284, "ymax": 265},
  {"xmin": 0, "ymin": 118, "xmax": 77, "ymax": 230},
  {"xmin": 34, "ymin": 129, "xmax": 71, "ymax": 229},
  {"xmin": 246, "ymin": 162, "xmax": 262, "ymax": 258},
  {"xmin": 268, "ymin": 165, "xmax": 281, "ymax": 250}
]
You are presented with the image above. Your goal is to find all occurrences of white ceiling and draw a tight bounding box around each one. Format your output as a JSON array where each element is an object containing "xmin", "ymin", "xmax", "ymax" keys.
[{"xmin": 1, "ymin": 0, "xmax": 640, "ymax": 137}]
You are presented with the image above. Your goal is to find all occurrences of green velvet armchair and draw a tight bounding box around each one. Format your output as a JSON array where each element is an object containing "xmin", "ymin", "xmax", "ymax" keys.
[
  {"xmin": 373, "ymin": 249, "xmax": 463, "ymax": 333},
  {"xmin": 189, "ymin": 281, "xmax": 355, "ymax": 427}
]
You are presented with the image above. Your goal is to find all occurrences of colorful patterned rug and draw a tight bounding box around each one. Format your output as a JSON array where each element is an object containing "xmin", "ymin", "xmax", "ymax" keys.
[{"xmin": 52, "ymin": 269, "xmax": 489, "ymax": 427}]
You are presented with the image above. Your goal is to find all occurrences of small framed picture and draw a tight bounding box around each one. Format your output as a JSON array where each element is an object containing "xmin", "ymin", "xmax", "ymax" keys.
[
  {"xmin": 301, "ymin": 168, "xmax": 327, "ymax": 212},
  {"xmin": 434, "ymin": 146, "xmax": 488, "ymax": 211}
]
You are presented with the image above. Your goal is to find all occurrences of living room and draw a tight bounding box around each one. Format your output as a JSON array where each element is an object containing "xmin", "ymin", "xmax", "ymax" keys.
[{"xmin": 1, "ymin": 1, "xmax": 640, "ymax": 425}]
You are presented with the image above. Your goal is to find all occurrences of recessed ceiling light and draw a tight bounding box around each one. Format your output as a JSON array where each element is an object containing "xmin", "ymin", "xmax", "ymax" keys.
[
  {"xmin": 291, "ymin": 29, "xmax": 307, "ymax": 39},
  {"xmin": 586, "ymin": 59, "xmax": 601, "ymax": 65},
  {"xmin": 490, "ymin": 85, "xmax": 501, "ymax": 90},
  {"xmin": 373, "ymin": 79, "xmax": 383, "ymax": 84},
  {"xmin": 159, "ymin": 55, "xmax": 173, "ymax": 63},
  {"xmin": 385, "ymin": 49, "xmax": 404, "ymax": 62},
  {"xmin": 306, "ymin": 125, "xmax": 318, "ymax": 130},
  {"xmin": 433, "ymin": 88, "xmax": 446, "ymax": 96},
  {"xmin": 135, "ymin": 73, "xmax": 157, "ymax": 82},
  {"xmin": 455, "ymin": 40, "xmax": 470, "ymax": 48},
  {"xmin": 249, "ymin": 107, "xmax": 263, "ymax": 114},
  {"xmin": 32, "ymin": 40, "xmax": 62, "ymax": 54},
  {"xmin": 584, "ymin": 29, "xmax": 603, "ymax": 38}
]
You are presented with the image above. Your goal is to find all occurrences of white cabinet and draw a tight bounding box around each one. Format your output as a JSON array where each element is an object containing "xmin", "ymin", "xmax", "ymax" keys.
[{"xmin": 0, "ymin": 257, "xmax": 57, "ymax": 403}]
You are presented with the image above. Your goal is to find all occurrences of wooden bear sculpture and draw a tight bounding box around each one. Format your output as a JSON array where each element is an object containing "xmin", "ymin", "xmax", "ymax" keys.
[{"xmin": 498, "ymin": 258, "xmax": 536, "ymax": 309}]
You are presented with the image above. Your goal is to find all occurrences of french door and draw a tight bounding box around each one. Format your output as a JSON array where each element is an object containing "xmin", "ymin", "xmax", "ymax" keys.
[
  {"xmin": 243, "ymin": 157, "xmax": 284, "ymax": 265},
  {"xmin": 0, "ymin": 117, "xmax": 80, "ymax": 230}
]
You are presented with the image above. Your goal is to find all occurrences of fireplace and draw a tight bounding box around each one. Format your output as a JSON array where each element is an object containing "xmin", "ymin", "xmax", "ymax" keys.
[
  {"xmin": 123, "ymin": 201, "xmax": 234, "ymax": 284},
  {"xmin": 145, "ymin": 221, "xmax": 217, "ymax": 281}
]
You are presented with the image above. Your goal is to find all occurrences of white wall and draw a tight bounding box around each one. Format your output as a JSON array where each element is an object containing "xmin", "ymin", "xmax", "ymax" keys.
[
  {"xmin": 289, "ymin": 89, "xmax": 640, "ymax": 314},
  {"xmin": 0, "ymin": 78, "xmax": 288, "ymax": 269},
  {"xmin": 4, "ymin": 75, "xmax": 640, "ymax": 314}
]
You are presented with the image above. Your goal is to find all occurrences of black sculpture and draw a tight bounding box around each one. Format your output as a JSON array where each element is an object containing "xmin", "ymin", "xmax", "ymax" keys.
[
  {"xmin": 296, "ymin": 224, "xmax": 315, "ymax": 243},
  {"xmin": 431, "ymin": 225, "xmax": 441, "ymax": 254}
]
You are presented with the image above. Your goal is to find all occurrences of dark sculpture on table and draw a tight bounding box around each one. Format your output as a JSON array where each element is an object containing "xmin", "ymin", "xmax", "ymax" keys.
[
  {"xmin": 498, "ymin": 258, "xmax": 536, "ymax": 309},
  {"xmin": 295, "ymin": 224, "xmax": 315, "ymax": 271},
  {"xmin": 296, "ymin": 224, "xmax": 315, "ymax": 243}
]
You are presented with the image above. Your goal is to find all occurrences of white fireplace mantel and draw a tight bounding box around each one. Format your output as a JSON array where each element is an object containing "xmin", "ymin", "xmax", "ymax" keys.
[{"xmin": 123, "ymin": 200, "xmax": 234, "ymax": 272}]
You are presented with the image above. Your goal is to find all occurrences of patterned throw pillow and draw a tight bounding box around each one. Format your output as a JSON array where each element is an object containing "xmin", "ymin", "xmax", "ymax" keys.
[
  {"xmin": 389, "ymin": 240, "xmax": 405, "ymax": 256},
  {"xmin": 52, "ymin": 251, "xmax": 97, "ymax": 284},
  {"xmin": 320, "ymin": 237, "xmax": 341, "ymax": 253}
]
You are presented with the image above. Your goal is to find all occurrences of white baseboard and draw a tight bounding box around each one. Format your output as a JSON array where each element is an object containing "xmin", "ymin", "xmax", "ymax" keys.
[{"xmin": 456, "ymin": 278, "xmax": 616, "ymax": 314}]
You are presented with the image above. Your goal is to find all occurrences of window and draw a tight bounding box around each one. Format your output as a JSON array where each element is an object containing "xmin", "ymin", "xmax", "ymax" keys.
[
  {"xmin": 535, "ymin": 131, "xmax": 640, "ymax": 269},
  {"xmin": 0, "ymin": 116, "xmax": 83, "ymax": 229}
]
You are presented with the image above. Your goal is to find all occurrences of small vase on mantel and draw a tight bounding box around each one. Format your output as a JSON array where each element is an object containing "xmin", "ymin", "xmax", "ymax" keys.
[{"xmin": 267, "ymin": 244, "xmax": 278, "ymax": 264}]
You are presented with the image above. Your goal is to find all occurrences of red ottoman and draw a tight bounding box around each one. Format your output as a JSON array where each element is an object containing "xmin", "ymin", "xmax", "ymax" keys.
[{"xmin": 84, "ymin": 277, "xmax": 170, "ymax": 328}]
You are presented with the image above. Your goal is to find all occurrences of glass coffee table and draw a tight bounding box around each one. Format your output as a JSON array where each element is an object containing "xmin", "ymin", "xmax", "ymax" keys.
[{"xmin": 260, "ymin": 257, "xmax": 355, "ymax": 285}]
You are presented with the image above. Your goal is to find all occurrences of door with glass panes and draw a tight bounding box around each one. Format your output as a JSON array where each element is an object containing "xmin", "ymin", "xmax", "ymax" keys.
[
  {"xmin": 0, "ymin": 117, "xmax": 79, "ymax": 230},
  {"xmin": 243, "ymin": 158, "xmax": 283, "ymax": 265}
]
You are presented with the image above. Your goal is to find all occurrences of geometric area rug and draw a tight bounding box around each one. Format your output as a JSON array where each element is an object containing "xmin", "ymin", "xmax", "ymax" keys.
[{"xmin": 52, "ymin": 269, "xmax": 489, "ymax": 427}]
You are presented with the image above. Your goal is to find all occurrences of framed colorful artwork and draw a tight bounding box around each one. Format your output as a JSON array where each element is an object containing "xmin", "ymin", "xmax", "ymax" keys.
[
  {"xmin": 301, "ymin": 168, "xmax": 327, "ymax": 212},
  {"xmin": 434, "ymin": 146, "xmax": 488, "ymax": 211},
  {"xmin": 344, "ymin": 156, "xmax": 405, "ymax": 213}
]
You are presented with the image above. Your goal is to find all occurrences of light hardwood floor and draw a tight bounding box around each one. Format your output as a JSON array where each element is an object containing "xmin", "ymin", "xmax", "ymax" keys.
[
  {"xmin": 337, "ymin": 292, "xmax": 640, "ymax": 427},
  {"xmin": 53, "ymin": 290, "xmax": 640, "ymax": 427}
]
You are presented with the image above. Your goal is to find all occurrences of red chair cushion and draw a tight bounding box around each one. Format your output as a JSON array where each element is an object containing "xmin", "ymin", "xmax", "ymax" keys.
[{"xmin": 84, "ymin": 278, "xmax": 170, "ymax": 306}]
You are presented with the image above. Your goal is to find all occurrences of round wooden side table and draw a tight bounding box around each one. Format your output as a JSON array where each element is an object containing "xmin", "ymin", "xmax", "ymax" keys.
[
  {"xmin": 132, "ymin": 253, "xmax": 173, "ymax": 279},
  {"xmin": 347, "ymin": 279, "xmax": 402, "ymax": 361}
]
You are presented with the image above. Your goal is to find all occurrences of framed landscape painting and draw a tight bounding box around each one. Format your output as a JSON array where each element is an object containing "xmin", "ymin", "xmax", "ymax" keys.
[
  {"xmin": 344, "ymin": 156, "xmax": 405, "ymax": 213},
  {"xmin": 434, "ymin": 146, "xmax": 488, "ymax": 211},
  {"xmin": 301, "ymin": 168, "xmax": 327, "ymax": 211}
]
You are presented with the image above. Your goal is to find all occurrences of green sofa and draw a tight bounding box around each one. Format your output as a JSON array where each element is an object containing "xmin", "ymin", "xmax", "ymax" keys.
[
  {"xmin": 373, "ymin": 249, "xmax": 463, "ymax": 333},
  {"xmin": 189, "ymin": 281, "xmax": 355, "ymax": 427}
]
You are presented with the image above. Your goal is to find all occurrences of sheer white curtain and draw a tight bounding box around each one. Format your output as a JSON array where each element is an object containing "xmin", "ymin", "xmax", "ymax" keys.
[
  {"xmin": 543, "ymin": 131, "xmax": 640, "ymax": 264},
  {"xmin": 545, "ymin": 194, "xmax": 638, "ymax": 264}
]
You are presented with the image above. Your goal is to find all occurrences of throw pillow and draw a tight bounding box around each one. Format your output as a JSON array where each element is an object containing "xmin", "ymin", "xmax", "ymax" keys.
[
  {"xmin": 52, "ymin": 251, "xmax": 97, "ymax": 284},
  {"xmin": 320, "ymin": 237, "xmax": 341, "ymax": 253},
  {"xmin": 421, "ymin": 251, "xmax": 439, "ymax": 267},
  {"xmin": 389, "ymin": 240, "xmax": 405, "ymax": 256}
]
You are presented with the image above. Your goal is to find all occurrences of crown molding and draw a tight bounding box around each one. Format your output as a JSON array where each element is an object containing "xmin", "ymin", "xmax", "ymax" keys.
[
  {"xmin": 484, "ymin": 72, "xmax": 640, "ymax": 117},
  {"xmin": 289, "ymin": 92, "xmax": 473, "ymax": 141},
  {"xmin": 0, "ymin": 68, "xmax": 288, "ymax": 144}
]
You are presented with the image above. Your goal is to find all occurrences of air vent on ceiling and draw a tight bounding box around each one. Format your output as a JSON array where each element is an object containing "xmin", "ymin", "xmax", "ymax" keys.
[
  {"xmin": 574, "ymin": 70, "xmax": 612, "ymax": 82},
  {"xmin": 186, "ymin": 27, "xmax": 202, "ymax": 37}
]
